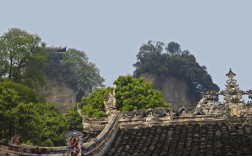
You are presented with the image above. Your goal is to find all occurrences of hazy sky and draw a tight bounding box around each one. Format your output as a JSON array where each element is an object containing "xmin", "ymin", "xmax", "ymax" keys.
[{"xmin": 1, "ymin": 0, "xmax": 252, "ymax": 92}]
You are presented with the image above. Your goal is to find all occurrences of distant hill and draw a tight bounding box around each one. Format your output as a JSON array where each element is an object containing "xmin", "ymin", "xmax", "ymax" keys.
[
  {"xmin": 41, "ymin": 47, "xmax": 104, "ymax": 112},
  {"xmin": 134, "ymin": 41, "xmax": 219, "ymax": 108},
  {"xmin": 41, "ymin": 47, "xmax": 75, "ymax": 112}
]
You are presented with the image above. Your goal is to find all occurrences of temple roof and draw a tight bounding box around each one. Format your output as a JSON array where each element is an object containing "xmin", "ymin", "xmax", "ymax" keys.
[
  {"xmin": 106, "ymin": 123, "xmax": 252, "ymax": 156},
  {"xmin": 45, "ymin": 46, "xmax": 67, "ymax": 53}
]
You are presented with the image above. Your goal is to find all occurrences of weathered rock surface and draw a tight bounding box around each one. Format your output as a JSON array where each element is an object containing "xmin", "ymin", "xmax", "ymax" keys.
[
  {"xmin": 140, "ymin": 73, "xmax": 197, "ymax": 109},
  {"xmin": 42, "ymin": 77, "xmax": 76, "ymax": 112}
]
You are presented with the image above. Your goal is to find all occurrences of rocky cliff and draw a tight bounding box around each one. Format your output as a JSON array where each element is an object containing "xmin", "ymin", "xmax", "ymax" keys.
[
  {"xmin": 41, "ymin": 48, "xmax": 76, "ymax": 112},
  {"xmin": 42, "ymin": 77, "xmax": 76, "ymax": 113},
  {"xmin": 141, "ymin": 73, "xmax": 197, "ymax": 109}
]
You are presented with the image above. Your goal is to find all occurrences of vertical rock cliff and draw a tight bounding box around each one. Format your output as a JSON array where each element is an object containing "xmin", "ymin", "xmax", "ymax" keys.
[
  {"xmin": 141, "ymin": 73, "xmax": 197, "ymax": 109},
  {"xmin": 43, "ymin": 77, "xmax": 76, "ymax": 112}
]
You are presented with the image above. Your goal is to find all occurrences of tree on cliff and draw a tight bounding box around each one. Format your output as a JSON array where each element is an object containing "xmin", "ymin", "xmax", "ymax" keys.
[
  {"xmin": 0, "ymin": 28, "xmax": 47, "ymax": 88},
  {"xmin": 46, "ymin": 48, "xmax": 104, "ymax": 101},
  {"xmin": 80, "ymin": 75, "xmax": 169, "ymax": 118},
  {"xmin": 134, "ymin": 41, "xmax": 219, "ymax": 103}
]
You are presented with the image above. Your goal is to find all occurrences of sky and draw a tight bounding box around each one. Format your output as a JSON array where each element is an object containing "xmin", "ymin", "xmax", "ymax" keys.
[{"xmin": 1, "ymin": 0, "xmax": 252, "ymax": 93}]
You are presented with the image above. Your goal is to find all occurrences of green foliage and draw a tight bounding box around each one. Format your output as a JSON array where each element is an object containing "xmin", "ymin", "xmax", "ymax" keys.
[
  {"xmin": 166, "ymin": 41, "xmax": 181, "ymax": 55},
  {"xmin": 80, "ymin": 87, "xmax": 113, "ymax": 119},
  {"xmin": 0, "ymin": 80, "xmax": 67, "ymax": 146},
  {"xmin": 12, "ymin": 102, "xmax": 43, "ymax": 145},
  {"xmin": 114, "ymin": 75, "xmax": 170, "ymax": 112},
  {"xmin": 0, "ymin": 81, "xmax": 42, "ymax": 143},
  {"xmin": 46, "ymin": 48, "xmax": 104, "ymax": 101},
  {"xmin": 0, "ymin": 28, "xmax": 47, "ymax": 88},
  {"xmin": 65, "ymin": 106, "xmax": 83, "ymax": 132},
  {"xmin": 80, "ymin": 76, "xmax": 169, "ymax": 118},
  {"xmin": 134, "ymin": 41, "xmax": 219, "ymax": 101},
  {"xmin": 0, "ymin": 80, "xmax": 38, "ymax": 103},
  {"xmin": 0, "ymin": 28, "xmax": 107, "ymax": 146},
  {"xmin": 34, "ymin": 103, "xmax": 66, "ymax": 146}
]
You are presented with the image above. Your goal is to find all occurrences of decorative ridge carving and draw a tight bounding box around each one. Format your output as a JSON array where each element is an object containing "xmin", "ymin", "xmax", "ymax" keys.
[
  {"xmin": 104, "ymin": 90, "xmax": 117, "ymax": 115},
  {"xmin": 194, "ymin": 68, "xmax": 252, "ymax": 118}
]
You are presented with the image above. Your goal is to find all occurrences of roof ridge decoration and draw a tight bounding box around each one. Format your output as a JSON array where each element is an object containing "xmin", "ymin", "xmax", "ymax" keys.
[
  {"xmin": 194, "ymin": 68, "xmax": 252, "ymax": 118},
  {"xmin": 104, "ymin": 90, "xmax": 117, "ymax": 115},
  {"xmin": 221, "ymin": 68, "xmax": 245, "ymax": 104}
]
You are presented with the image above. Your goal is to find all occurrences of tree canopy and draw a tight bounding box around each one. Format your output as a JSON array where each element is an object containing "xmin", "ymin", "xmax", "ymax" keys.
[
  {"xmin": 114, "ymin": 75, "xmax": 170, "ymax": 112},
  {"xmin": 80, "ymin": 87, "xmax": 113, "ymax": 119},
  {"xmin": 46, "ymin": 48, "xmax": 104, "ymax": 101},
  {"xmin": 0, "ymin": 80, "xmax": 42, "ymax": 144},
  {"xmin": 80, "ymin": 76, "xmax": 169, "ymax": 119},
  {"xmin": 0, "ymin": 28, "xmax": 47, "ymax": 88},
  {"xmin": 0, "ymin": 28, "xmax": 106, "ymax": 146},
  {"xmin": 134, "ymin": 41, "xmax": 219, "ymax": 101},
  {"xmin": 0, "ymin": 81, "xmax": 82, "ymax": 146}
]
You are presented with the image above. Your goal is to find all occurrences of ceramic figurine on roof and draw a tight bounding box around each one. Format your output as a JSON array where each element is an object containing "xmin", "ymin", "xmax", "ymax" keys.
[
  {"xmin": 66, "ymin": 131, "xmax": 83, "ymax": 156},
  {"xmin": 104, "ymin": 90, "xmax": 117, "ymax": 115}
]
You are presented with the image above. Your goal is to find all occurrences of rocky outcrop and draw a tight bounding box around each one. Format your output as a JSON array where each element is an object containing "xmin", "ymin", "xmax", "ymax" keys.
[
  {"xmin": 140, "ymin": 73, "xmax": 196, "ymax": 109},
  {"xmin": 42, "ymin": 77, "xmax": 76, "ymax": 113},
  {"xmin": 41, "ymin": 49, "xmax": 76, "ymax": 112}
]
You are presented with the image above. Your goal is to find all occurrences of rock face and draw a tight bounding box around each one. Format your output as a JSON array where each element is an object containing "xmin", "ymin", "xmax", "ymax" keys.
[
  {"xmin": 43, "ymin": 77, "xmax": 76, "ymax": 113},
  {"xmin": 42, "ymin": 48, "xmax": 76, "ymax": 112},
  {"xmin": 140, "ymin": 73, "xmax": 196, "ymax": 109}
]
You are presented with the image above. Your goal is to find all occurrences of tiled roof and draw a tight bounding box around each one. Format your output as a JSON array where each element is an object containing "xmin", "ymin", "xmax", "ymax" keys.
[{"xmin": 105, "ymin": 123, "xmax": 252, "ymax": 156}]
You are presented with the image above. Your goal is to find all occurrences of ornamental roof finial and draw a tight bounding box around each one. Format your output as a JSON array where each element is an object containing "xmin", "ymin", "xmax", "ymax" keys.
[{"xmin": 226, "ymin": 68, "xmax": 236, "ymax": 77}]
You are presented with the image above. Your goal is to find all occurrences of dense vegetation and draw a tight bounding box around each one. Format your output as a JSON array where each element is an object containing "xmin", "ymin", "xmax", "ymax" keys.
[
  {"xmin": 80, "ymin": 87, "xmax": 114, "ymax": 119},
  {"xmin": 0, "ymin": 28, "xmax": 92, "ymax": 146},
  {"xmin": 0, "ymin": 28, "xmax": 47, "ymax": 89},
  {"xmin": 80, "ymin": 75, "xmax": 169, "ymax": 119},
  {"xmin": 0, "ymin": 28, "xmax": 217, "ymax": 146},
  {"xmin": 0, "ymin": 80, "xmax": 70, "ymax": 146},
  {"xmin": 134, "ymin": 41, "xmax": 219, "ymax": 102},
  {"xmin": 46, "ymin": 48, "xmax": 104, "ymax": 101},
  {"xmin": 114, "ymin": 75, "xmax": 169, "ymax": 112}
]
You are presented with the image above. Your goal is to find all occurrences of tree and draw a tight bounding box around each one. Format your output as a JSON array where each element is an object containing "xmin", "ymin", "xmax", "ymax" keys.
[
  {"xmin": 114, "ymin": 75, "xmax": 170, "ymax": 112},
  {"xmin": 0, "ymin": 80, "xmax": 67, "ymax": 146},
  {"xmin": 11, "ymin": 102, "xmax": 43, "ymax": 145},
  {"xmin": 80, "ymin": 76, "xmax": 169, "ymax": 118},
  {"xmin": 61, "ymin": 48, "xmax": 104, "ymax": 101},
  {"xmin": 134, "ymin": 41, "xmax": 168, "ymax": 76},
  {"xmin": 34, "ymin": 103, "xmax": 66, "ymax": 146},
  {"xmin": 65, "ymin": 106, "xmax": 83, "ymax": 132},
  {"xmin": 165, "ymin": 41, "xmax": 181, "ymax": 55},
  {"xmin": 80, "ymin": 87, "xmax": 113, "ymax": 119},
  {"xmin": 0, "ymin": 28, "xmax": 47, "ymax": 88},
  {"xmin": 0, "ymin": 81, "xmax": 43, "ymax": 143},
  {"xmin": 0, "ymin": 80, "xmax": 38, "ymax": 103},
  {"xmin": 134, "ymin": 41, "xmax": 219, "ymax": 104}
]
